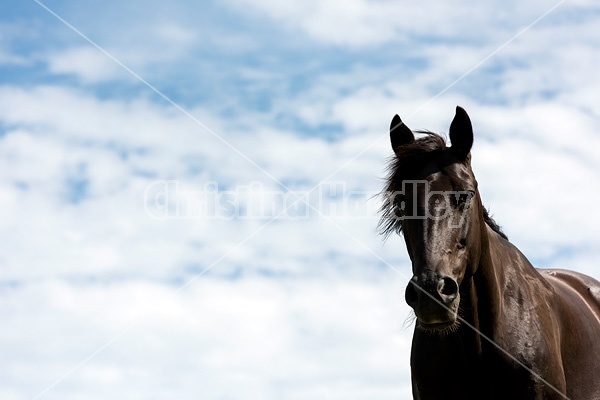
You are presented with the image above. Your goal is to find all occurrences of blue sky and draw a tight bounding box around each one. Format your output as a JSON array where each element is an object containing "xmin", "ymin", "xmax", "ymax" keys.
[{"xmin": 1, "ymin": 1, "xmax": 600, "ymax": 399}]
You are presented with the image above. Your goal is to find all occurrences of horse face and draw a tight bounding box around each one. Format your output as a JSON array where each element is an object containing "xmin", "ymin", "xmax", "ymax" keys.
[
  {"xmin": 389, "ymin": 107, "xmax": 480, "ymax": 331},
  {"xmin": 401, "ymin": 160, "xmax": 481, "ymax": 331}
]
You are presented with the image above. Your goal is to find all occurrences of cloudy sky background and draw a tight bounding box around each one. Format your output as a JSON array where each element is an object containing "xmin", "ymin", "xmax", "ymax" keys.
[{"xmin": 1, "ymin": 1, "xmax": 599, "ymax": 399}]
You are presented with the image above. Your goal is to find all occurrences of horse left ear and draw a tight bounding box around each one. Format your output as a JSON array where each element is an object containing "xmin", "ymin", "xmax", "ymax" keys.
[{"xmin": 449, "ymin": 106, "xmax": 473, "ymax": 159}]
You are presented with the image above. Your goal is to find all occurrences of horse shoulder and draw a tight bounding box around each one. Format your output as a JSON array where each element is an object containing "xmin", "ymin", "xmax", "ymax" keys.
[{"xmin": 538, "ymin": 268, "xmax": 600, "ymax": 399}]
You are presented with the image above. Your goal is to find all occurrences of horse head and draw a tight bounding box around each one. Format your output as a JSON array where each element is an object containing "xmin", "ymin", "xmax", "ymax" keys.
[{"xmin": 382, "ymin": 107, "xmax": 489, "ymax": 332}]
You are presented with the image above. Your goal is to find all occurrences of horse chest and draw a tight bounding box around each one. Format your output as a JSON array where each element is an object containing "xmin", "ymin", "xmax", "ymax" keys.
[{"xmin": 410, "ymin": 329, "xmax": 560, "ymax": 400}]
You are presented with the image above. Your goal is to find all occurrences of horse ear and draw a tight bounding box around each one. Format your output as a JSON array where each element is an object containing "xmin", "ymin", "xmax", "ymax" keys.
[
  {"xmin": 449, "ymin": 106, "xmax": 473, "ymax": 159},
  {"xmin": 390, "ymin": 114, "xmax": 414, "ymax": 151}
]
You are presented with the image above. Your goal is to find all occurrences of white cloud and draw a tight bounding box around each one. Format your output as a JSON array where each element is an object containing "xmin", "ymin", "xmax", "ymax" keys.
[
  {"xmin": 0, "ymin": 21, "xmax": 39, "ymax": 66},
  {"xmin": 0, "ymin": 85, "xmax": 400, "ymax": 283},
  {"xmin": 0, "ymin": 277, "xmax": 413, "ymax": 399},
  {"xmin": 0, "ymin": 50, "xmax": 29, "ymax": 66},
  {"xmin": 154, "ymin": 24, "xmax": 197, "ymax": 46},
  {"xmin": 46, "ymin": 46, "xmax": 127, "ymax": 84},
  {"xmin": 226, "ymin": 0, "xmax": 571, "ymax": 47}
]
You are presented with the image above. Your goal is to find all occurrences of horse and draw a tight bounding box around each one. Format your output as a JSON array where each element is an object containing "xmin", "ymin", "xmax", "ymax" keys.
[{"xmin": 379, "ymin": 106, "xmax": 600, "ymax": 399}]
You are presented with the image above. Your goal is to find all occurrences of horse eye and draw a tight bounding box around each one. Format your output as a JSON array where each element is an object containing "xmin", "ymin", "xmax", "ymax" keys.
[
  {"xmin": 457, "ymin": 238, "xmax": 467, "ymax": 249},
  {"xmin": 455, "ymin": 190, "xmax": 475, "ymax": 208}
]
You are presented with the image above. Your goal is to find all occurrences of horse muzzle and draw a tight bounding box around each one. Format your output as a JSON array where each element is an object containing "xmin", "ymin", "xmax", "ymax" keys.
[{"xmin": 405, "ymin": 275, "xmax": 460, "ymax": 328}]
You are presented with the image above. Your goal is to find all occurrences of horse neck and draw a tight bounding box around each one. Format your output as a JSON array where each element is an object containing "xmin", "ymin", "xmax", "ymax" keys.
[
  {"xmin": 469, "ymin": 221, "xmax": 524, "ymax": 336},
  {"xmin": 412, "ymin": 223, "xmax": 510, "ymax": 382}
]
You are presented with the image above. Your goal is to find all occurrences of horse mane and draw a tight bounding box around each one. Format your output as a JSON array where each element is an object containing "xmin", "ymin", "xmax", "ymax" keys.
[
  {"xmin": 482, "ymin": 208, "xmax": 507, "ymax": 240},
  {"xmin": 378, "ymin": 131, "xmax": 508, "ymax": 241}
]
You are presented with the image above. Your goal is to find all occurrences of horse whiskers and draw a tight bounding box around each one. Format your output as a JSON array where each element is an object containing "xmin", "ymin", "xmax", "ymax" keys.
[{"xmin": 403, "ymin": 311, "xmax": 417, "ymax": 330}]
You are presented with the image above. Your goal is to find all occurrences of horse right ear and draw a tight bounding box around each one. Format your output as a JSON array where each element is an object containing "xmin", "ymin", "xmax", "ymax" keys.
[{"xmin": 390, "ymin": 114, "xmax": 414, "ymax": 151}]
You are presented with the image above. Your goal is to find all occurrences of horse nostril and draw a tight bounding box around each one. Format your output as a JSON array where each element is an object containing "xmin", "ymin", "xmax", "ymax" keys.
[{"xmin": 438, "ymin": 276, "xmax": 459, "ymax": 300}]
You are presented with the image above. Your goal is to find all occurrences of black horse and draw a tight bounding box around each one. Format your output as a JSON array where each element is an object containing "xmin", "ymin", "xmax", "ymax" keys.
[{"xmin": 379, "ymin": 107, "xmax": 600, "ymax": 399}]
